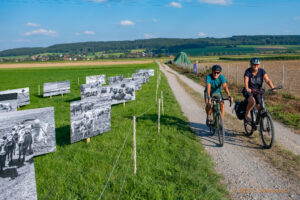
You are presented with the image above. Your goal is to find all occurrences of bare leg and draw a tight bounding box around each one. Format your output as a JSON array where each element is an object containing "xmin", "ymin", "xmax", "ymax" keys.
[
  {"xmin": 206, "ymin": 103, "xmax": 212, "ymax": 116},
  {"xmin": 245, "ymin": 96, "xmax": 256, "ymax": 121},
  {"xmin": 220, "ymin": 102, "xmax": 225, "ymax": 118}
]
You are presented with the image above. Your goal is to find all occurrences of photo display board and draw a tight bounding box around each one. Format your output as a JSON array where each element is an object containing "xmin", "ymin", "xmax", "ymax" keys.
[
  {"xmin": 0, "ymin": 101, "xmax": 17, "ymax": 113},
  {"xmin": 136, "ymin": 69, "xmax": 155, "ymax": 76},
  {"xmin": 132, "ymin": 73, "xmax": 149, "ymax": 83},
  {"xmin": 80, "ymin": 82, "xmax": 102, "ymax": 99},
  {"xmin": 108, "ymin": 75, "xmax": 124, "ymax": 85},
  {"xmin": 0, "ymin": 93, "xmax": 18, "ymax": 113},
  {"xmin": 0, "ymin": 87, "xmax": 30, "ymax": 106},
  {"xmin": 43, "ymin": 80, "xmax": 70, "ymax": 97},
  {"xmin": 99, "ymin": 82, "xmax": 135, "ymax": 105},
  {"xmin": 70, "ymin": 99, "xmax": 111, "ymax": 143},
  {"xmin": 86, "ymin": 75, "xmax": 106, "ymax": 85},
  {"xmin": 0, "ymin": 107, "xmax": 56, "ymax": 200}
]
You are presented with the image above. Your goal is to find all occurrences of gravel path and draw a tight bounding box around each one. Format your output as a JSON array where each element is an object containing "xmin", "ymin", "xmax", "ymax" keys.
[{"xmin": 158, "ymin": 62, "xmax": 299, "ymax": 200}]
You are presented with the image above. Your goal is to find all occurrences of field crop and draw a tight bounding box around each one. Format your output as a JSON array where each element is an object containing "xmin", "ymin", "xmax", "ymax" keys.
[{"xmin": 0, "ymin": 63, "xmax": 228, "ymax": 199}]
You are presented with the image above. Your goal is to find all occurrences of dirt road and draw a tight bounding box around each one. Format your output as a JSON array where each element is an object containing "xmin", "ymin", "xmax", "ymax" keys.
[
  {"xmin": 158, "ymin": 61, "xmax": 299, "ymax": 200},
  {"xmin": 0, "ymin": 60, "xmax": 154, "ymax": 69}
]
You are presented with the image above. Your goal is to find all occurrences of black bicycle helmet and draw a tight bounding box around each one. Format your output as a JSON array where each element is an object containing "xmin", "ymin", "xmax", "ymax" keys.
[
  {"xmin": 250, "ymin": 57, "xmax": 260, "ymax": 65},
  {"xmin": 212, "ymin": 64, "xmax": 222, "ymax": 72}
]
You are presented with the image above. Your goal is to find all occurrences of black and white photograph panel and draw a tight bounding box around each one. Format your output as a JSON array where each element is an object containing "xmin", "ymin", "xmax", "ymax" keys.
[
  {"xmin": 86, "ymin": 74, "xmax": 106, "ymax": 85},
  {"xmin": 0, "ymin": 107, "xmax": 56, "ymax": 157},
  {"xmin": 136, "ymin": 69, "xmax": 155, "ymax": 76},
  {"xmin": 80, "ymin": 82, "xmax": 102, "ymax": 99},
  {"xmin": 0, "ymin": 150, "xmax": 37, "ymax": 200},
  {"xmin": 70, "ymin": 99, "xmax": 111, "ymax": 143},
  {"xmin": 108, "ymin": 75, "xmax": 124, "ymax": 85},
  {"xmin": 0, "ymin": 87, "xmax": 30, "ymax": 106},
  {"xmin": 100, "ymin": 82, "xmax": 136, "ymax": 105},
  {"xmin": 0, "ymin": 100, "xmax": 18, "ymax": 113},
  {"xmin": 132, "ymin": 73, "xmax": 149, "ymax": 83},
  {"xmin": 43, "ymin": 80, "xmax": 70, "ymax": 97}
]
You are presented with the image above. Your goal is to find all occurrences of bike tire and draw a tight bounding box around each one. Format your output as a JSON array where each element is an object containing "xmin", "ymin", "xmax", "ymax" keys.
[
  {"xmin": 217, "ymin": 114, "xmax": 225, "ymax": 147},
  {"xmin": 243, "ymin": 117, "xmax": 254, "ymax": 137},
  {"xmin": 260, "ymin": 113, "xmax": 275, "ymax": 149}
]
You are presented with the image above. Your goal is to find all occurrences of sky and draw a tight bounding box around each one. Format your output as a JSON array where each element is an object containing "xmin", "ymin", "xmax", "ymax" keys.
[{"xmin": 0, "ymin": 0, "xmax": 300, "ymax": 51}]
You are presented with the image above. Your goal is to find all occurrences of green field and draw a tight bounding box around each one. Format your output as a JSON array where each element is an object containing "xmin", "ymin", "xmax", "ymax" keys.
[{"xmin": 0, "ymin": 63, "xmax": 228, "ymax": 199}]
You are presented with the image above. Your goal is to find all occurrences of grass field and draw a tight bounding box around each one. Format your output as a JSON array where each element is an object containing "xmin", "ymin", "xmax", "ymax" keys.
[{"xmin": 0, "ymin": 63, "xmax": 228, "ymax": 199}]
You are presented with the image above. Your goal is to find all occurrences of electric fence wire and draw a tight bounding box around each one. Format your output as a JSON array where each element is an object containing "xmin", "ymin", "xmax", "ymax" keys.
[{"xmin": 98, "ymin": 122, "xmax": 133, "ymax": 200}]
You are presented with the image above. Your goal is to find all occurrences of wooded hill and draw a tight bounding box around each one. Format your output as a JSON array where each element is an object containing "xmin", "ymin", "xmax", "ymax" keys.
[{"xmin": 1, "ymin": 35, "xmax": 300, "ymax": 57}]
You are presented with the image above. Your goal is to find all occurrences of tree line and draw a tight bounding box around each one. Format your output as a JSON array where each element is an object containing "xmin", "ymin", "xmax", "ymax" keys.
[{"xmin": 1, "ymin": 35, "xmax": 300, "ymax": 57}]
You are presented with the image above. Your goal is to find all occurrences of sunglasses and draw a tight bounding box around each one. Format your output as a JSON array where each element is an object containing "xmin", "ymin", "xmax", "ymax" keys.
[{"xmin": 213, "ymin": 71, "xmax": 220, "ymax": 74}]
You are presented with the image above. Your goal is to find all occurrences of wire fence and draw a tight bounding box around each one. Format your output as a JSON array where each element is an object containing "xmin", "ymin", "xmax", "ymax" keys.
[{"xmin": 98, "ymin": 66, "xmax": 164, "ymax": 199}]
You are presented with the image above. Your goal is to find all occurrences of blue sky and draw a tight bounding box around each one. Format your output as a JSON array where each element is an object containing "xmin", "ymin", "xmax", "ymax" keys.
[{"xmin": 0, "ymin": 0, "xmax": 299, "ymax": 51}]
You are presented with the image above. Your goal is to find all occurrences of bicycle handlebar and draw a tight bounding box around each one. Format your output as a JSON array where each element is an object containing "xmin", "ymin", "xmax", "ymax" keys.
[
  {"xmin": 251, "ymin": 85, "xmax": 283, "ymax": 95},
  {"xmin": 211, "ymin": 97, "xmax": 232, "ymax": 107}
]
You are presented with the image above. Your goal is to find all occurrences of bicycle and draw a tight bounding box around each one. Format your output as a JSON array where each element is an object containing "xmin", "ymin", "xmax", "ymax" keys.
[
  {"xmin": 243, "ymin": 86, "xmax": 282, "ymax": 149},
  {"xmin": 207, "ymin": 97, "xmax": 232, "ymax": 147}
]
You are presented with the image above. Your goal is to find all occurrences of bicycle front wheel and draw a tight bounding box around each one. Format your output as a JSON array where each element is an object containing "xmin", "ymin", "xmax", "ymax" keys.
[
  {"xmin": 217, "ymin": 114, "xmax": 225, "ymax": 147},
  {"xmin": 260, "ymin": 113, "xmax": 275, "ymax": 149}
]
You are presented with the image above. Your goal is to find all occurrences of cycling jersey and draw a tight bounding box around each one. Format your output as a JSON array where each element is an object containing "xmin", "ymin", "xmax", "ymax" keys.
[{"xmin": 204, "ymin": 74, "xmax": 226, "ymax": 95}]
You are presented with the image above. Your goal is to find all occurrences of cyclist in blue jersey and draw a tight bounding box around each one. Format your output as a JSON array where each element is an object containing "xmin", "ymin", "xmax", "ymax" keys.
[{"xmin": 205, "ymin": 65, "xmax": 233, "ymax": 125}]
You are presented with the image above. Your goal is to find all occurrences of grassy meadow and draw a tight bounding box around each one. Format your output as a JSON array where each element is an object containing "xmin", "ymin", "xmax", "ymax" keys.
[{"xmin": 0, "ymin": 63, "xmax": 228, "ymax": 199}]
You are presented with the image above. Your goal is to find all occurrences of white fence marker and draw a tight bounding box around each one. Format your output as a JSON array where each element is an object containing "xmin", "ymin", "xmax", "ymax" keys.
[
  {"xmin": 133, "ymin": 116, "xmax": 136, "ymax": 175},
  {"xmin": 236, "ymin": 65, "xmax": 238, "ymax": 86},
  {"xmin": 227, "ymin": 64, "xmax": 229, "ymax": 83},
  {"xmin": 158, "ymin": 98, "xmax": 161, "ymax": 133},
  {"xmin": 282, "ymin": 64, "xmax": 285, "ymax": 87},
  {"xmin": 161, "ymin": 91, "xmax": 164, "ymax": 115},
  {"xmin": 155, "ymin": 76, "xmax": 159, "ymax": 102}
]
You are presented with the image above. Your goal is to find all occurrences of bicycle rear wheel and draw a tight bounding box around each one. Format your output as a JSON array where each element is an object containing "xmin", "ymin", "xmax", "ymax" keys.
[
  {"xmin": 217, "ymin": 114, "xmax": 225, "ymax": 147},
  {"xmin": 260, "ymin": 113, "xmax": 275, "ymax": 149}
]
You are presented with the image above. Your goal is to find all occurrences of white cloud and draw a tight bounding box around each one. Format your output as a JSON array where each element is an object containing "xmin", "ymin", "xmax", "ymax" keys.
[
  {"xmin": 13, "ymin": 39, "xmax": 30, "ymax": 42},
  {"xmin": 89, "ymin": 0, "xmax": 107, "ymax": 3},
  {"xmin": 152, "ymin": 18, "xmax": 158, "ymax": 23},
  {"xmin": 198, "ymin": 32, "xmax": 206, "ymax": 37},
  {"xmin": 120, "ymin": 20, "xmax": 135, "ymax": 26},
  {"xmin": 25, "ymin": 29, "xmax": 57, "ymax": 36},
  {"xmin": 168, "ymin": 2, "xmax": 182, "ymax": 8},
  {"xmin": 198, "ymin": 0, "xmax": 232, "ymax": 6},
  {"xmin": 144, "ymin": 34, "xmax": 155, "ymax": 39},
  {"xmin": 26, "ymin": 22, "xmax": 40, "ymax": 27},
  {"xmin": 83, "ymin": 30, "xmax": 95, "ymax": 35}
]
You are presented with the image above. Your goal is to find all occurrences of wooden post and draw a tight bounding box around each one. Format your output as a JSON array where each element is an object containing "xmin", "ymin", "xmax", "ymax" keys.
[
  {"xmin": 155, "ymin": 77, "xmax": 159, "ymax": 102},
  {"xmin": 133, "ymin": 116, "xmax": 136, "ymax": 175},
  {"xmin": 227, "ymin": 64, "xmax": 229, "ymax": 83},
  {"xmin": 86, "ymin": 138, "xmax": 90, "ymax": 143},
  {"xmin": 282, "ymin": 64, "xmax": 284, "ymax": 87},
  {"xmin": 236, "ymin": 65, "xmax": 238, "ymax": 86},
  {"xmin": 123, "ymin": 102, "xmax": 125, "ymax": 108},
  {"xmin": 158, "ymin": 98, "xmax": 161, "ymax": 133},
  {"xmin": 50, "ymin": 96, "xmax": 52, "ymax": 99},
  {"xmin": 78, "ymin": 77, "xmax": 80, "ymax": 85},
  {"xmin": 161, "ymin": 91, "xmax": 164, "ymax": 115},
  {"xmin": 38, "ymin": 85, "xmax": 40, "ymax": 96}
]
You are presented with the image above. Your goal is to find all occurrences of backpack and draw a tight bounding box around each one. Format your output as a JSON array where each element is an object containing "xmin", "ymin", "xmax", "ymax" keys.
[{"xmin": 234, "ymin": 100, "xmax": 247, "ymax": 120}]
